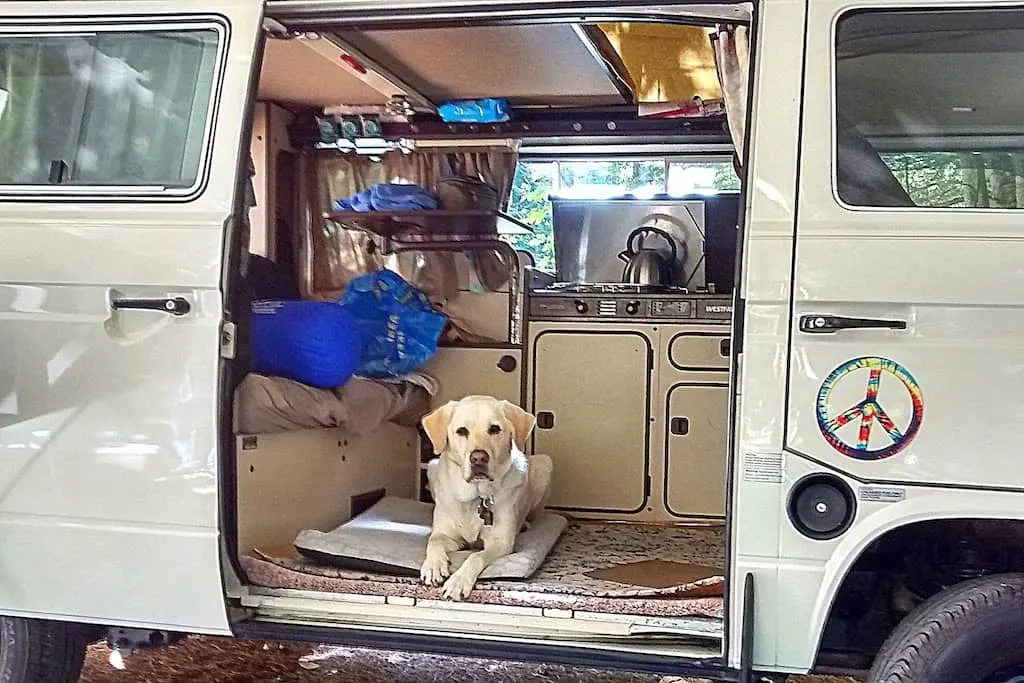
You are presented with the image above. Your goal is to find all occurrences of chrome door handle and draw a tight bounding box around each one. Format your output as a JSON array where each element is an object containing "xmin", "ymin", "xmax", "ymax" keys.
[
  {"xmin": 799, "ymin": 314, "xmax": 906, "ymax": 334},
  {"xmin": 111, "ymin": 297, "xmax": 191, "ymax": 317}
]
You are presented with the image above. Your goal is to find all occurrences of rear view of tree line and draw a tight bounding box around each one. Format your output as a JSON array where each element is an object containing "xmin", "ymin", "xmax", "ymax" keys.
[{"xmin": 882, "ymin": 151, "xmax": 1024, "ymax": 208}]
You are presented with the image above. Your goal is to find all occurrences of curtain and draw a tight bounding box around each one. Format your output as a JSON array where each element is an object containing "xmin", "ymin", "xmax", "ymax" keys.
[
  {"xmin": 0, "ymin": 31, "xmax": 217, "ymax": 186},
  {"xmin": 300, "ymin": 146, "xmax": 520, "ymax": 342},
  {"xmin": 708, "ymin": 25, "xmax": 750, "ymax": 167},
  {"xmin": 598, "ymin": 23, "xmax": 721, "ymax": 103}
]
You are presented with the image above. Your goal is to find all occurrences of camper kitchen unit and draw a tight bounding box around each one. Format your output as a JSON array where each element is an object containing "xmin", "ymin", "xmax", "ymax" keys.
[{"xmin": 2, "ymin": 0, "xmax": 1024, "ymax": 681}]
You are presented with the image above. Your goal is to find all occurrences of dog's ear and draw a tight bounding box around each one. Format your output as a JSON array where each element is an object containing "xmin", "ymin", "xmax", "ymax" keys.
[
  {"xmin": 421, "ymin": 401, "xmax": 456, "ymax": 455},
  {"xmin": 501, "ymin": 401, "xmax": 536, "ymax": 452}
]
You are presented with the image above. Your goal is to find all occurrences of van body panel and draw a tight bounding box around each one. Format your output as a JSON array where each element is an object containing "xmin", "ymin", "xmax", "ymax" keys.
[
  {"xmin": 727, "ymin": 0, "xmax": 805, "ymax": 670},
  {"xmin": 780, "ymin": 458, "xmax": 1024, "ymax": 671},
  {"xmin": 787, "ymin": 0, "xmax": 1024, "ymax": 491},
  {"xmin": 732, "ymin": 0, "xmax": 1024, "ymax": 671},
  {"xmin": 0, "ymin": 1, "xmax": 261, "ymax": 631}
]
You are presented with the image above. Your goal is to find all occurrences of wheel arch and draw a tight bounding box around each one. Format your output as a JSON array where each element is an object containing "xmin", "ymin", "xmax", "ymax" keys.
[{"xmin": 804, "ymin": 494, "xmax": 1024, "ymax": 669}]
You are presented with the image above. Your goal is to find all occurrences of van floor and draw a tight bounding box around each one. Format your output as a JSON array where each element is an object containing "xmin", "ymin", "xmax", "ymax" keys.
[{"xmin": 240, "ymin": 520, "xmax": 724, "ymax": 620}]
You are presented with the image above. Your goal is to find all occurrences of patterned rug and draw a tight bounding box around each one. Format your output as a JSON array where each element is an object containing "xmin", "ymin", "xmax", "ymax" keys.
[{"xmin": 242, "ymin": 521, "xmax": 725, "ymax": 619}]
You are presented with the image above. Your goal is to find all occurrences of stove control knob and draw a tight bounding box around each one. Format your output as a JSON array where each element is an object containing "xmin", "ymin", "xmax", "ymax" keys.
[
  {"xmin": 573, "ymin": 299, "xmax": 589, "ymax": 314},
  {"xmin": 625, "ymin": 301, "xmax": 640, "ymax": 315}
]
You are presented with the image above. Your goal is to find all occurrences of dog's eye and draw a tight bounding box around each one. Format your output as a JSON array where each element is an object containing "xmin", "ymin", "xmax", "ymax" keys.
[
  {"xmin": 488, "ymin": 424, "xmax": 501, "ymax": 435},
  {"xmin": 456, "ymin": 427, "xmax": 469, "ymax": 437}
]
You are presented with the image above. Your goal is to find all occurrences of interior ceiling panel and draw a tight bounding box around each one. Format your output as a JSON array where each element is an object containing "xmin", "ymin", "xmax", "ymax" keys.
[
  {"xmin": 840, "ymin": 49, "xmax": 1024, "ymax": 137},
  {"xmin": 335, "ymin": 25, "xmax": 630, "ymax": 107},
  {"xmin": 839, "ymin": 18, "xmax": 1024, "ymax": 139},
  {"xmin": 258, "ymin": 37, "xmax": 389, "ymax": 107}
]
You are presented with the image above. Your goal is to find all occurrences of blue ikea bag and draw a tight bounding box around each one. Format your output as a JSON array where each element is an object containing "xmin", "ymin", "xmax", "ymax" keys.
[
  {"xmin": 250, "ymin": 299, "xmax": 362, "ymax": 389},
  {"xmin": 339, "ymin": 269, "xmax": 448, "ymax": 378}
]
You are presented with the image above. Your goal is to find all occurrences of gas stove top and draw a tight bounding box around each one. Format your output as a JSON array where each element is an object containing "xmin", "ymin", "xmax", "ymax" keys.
[
  {"xmin": 537, "ymin": 282, "xmax": 690, "ymax": 295},
  {"xmin": 528, "ymin": 282, "xmax": 731, "ymax": 322}
]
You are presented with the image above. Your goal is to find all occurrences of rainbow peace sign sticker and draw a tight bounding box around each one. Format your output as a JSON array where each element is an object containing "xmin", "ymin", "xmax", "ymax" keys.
[{"xmin": 816, "ymin": 357, "xmax": 924, "ymax": 461}]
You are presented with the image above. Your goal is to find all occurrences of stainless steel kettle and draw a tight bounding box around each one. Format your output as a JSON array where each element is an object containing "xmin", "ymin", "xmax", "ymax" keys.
[{"xmin": 618, "ymin": 226, "xmax": 679, "ymax": 286}]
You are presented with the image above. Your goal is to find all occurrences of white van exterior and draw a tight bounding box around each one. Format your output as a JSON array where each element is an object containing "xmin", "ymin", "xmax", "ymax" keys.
[{"xmin": 2, "ymin": 1, "xmax": 1024, "ymax": 682}]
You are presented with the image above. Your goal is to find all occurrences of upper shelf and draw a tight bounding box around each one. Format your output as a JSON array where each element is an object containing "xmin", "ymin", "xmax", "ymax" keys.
[{"xmin": 322, "ymin": 209, "xmax": 533, "ymax": 239}]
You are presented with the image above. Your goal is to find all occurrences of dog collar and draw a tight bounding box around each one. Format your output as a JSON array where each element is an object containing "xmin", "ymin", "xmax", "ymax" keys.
[{"xmin": 477, "ymin": 496, "xmax": 494, "ymax": 526}]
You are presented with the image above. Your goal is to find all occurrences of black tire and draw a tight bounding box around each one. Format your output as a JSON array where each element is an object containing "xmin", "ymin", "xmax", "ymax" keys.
[
  {"xmin": 869, "ymin": 573, "xmax": 1024, "ymax": 683},
  {"xmin": 0, "ymin": 616, "xmax": 93, "ymax": 683}
]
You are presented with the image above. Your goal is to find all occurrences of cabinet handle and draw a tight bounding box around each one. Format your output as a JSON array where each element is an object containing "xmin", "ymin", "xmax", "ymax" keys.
[
  {"xmin": 536, "ymin": 411, "xmax": 555, "ymax": 429},
  {"xmin": 497, "ymin": 355, "xmax": 517, "ymax": 373},
  {"xmin": 720, "ymin": 339, "xmax": 730, "ymax": 357},
  {"xmin": 670, "ymin": 417, "xmax": 690, "ymax": 436}
]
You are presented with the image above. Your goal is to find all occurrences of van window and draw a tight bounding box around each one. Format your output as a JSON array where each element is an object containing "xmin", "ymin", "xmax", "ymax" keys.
[
  {"xmin": 835, "ymin": 8, "xmax": 1024, "ymax": 209},
  {"xmin": 506, "ymin": 157, "xmax": 738, "ymax": 269},
  {"xmin": 0, "ymin": 27, "xmax": 221, "ymax": 192}
]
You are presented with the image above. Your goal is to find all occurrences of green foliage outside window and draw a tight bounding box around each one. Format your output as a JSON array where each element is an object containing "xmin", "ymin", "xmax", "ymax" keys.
[{"xmin": 504, "ymin": 159, "xmax": 739, "ymax": 270}]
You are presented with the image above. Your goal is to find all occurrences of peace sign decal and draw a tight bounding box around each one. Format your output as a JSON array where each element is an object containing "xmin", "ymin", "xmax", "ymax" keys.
[{"xmin": 815, "ymin": 356, "xmax": 924, "ymax": 461}]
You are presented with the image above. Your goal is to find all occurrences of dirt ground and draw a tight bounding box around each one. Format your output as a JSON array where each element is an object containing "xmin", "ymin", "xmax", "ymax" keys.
[{"xmin": 78, "ymin": 636, "xmax": 859, "ymax": 683}]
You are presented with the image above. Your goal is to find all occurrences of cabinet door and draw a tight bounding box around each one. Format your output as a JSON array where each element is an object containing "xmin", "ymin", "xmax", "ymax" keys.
[
  {"xmin": 532, "ymin": 332, "xmax": 650, "ymax": 512},
  {"xmin": 420, "ymin": 347, "xmax": 522, "ymax": 406},
  {"xmin": 664, "ymin": 383, "xmax": 729, "ymax": 518},
  {"xmin": 665, "ymin": 328, "xmax": 731, "ymax": 383}
]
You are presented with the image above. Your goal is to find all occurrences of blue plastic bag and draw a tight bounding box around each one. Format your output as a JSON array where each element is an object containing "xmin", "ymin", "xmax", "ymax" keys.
[
  {"xmin": 250, "ymin": 299, "xmax": 362, "ymax": 389},
  {"xmin": 339, "ymin": 270, "xmax": 448, "ymax": 378},
  {"xmin": 437, "ymin": 98, "xmax": 511, "ymax": 123}
]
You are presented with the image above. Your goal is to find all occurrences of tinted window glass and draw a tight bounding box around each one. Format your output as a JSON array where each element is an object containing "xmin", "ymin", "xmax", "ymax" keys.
[
  {"xmin": 0, "ymin": 29, "xmax": 220, "ymax": 188},
  {"xmin": 836, "ymin": 9, "xmax": 1024, "ymax": 209}
]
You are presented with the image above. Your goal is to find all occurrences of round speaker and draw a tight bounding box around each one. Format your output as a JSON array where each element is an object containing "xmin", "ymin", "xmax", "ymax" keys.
[{"xmin": 787, "ymin": 474, "xmax": 856, "ymax": 540}]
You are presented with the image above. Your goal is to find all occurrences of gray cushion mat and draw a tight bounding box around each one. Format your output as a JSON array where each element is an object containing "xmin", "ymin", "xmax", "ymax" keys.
[{"xmin": 294, "ymin": 496, "xmax": 568, "ymax": 580}]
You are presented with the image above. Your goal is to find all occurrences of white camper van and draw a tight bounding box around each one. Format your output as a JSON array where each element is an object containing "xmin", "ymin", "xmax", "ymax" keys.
[{"xmin": 2, "ymin": 1, "xmax": 1023, "ymax": 681}]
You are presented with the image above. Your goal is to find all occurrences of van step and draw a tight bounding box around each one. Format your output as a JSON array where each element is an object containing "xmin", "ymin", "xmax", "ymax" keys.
[
  {"xmin": 234, "ymin": 618, "xmax": 730, "ymax": 680},
  {"xmin": 241, "ymin": 588, "xmax": 723, "ymax": 642}
]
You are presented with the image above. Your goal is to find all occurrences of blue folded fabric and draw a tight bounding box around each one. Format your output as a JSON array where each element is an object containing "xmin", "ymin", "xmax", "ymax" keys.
[
  {"xmin": 438, "ymin": 98, "xmax": 511, "ymax": 123},
  {"xmin": 333, "ymin": 183, "xmax": 440, "ymax": 212},
  {"xmin": 351, "ymin": 189, "xmax": 376, "ymax": 211}
]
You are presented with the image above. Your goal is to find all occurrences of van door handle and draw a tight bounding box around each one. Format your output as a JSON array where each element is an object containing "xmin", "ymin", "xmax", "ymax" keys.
[
  {"xmin": 799, "ymin": 314, "xmax": 906, "ymax": 334},
  {"xmin": 111, "ymin": 297, "xmax": 191, "ymax": 317}
]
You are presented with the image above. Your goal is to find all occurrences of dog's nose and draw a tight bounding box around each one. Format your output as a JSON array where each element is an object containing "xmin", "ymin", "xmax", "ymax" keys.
[{"xmin": 470, "ymin": 450, "xmax": 490, "ymax": 466}]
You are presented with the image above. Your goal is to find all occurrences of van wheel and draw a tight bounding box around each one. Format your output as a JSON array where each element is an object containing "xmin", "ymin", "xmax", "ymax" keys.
[
  {"xmin": 869, "ymin": 574, "xmax": 1024, "ymax": 683},
  {"xmin": 0, "ymin": 616, "xmax": 93, "ymax": 683}
]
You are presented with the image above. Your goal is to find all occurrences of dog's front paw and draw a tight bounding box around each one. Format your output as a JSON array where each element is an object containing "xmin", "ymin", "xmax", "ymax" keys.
[
  {"xmin": 441, "ymin": 568, "xmax": 476, "ymax": 601},
  {"xmin": 420, "ymin": 555, "xmax": 450, "ymax": 587}
]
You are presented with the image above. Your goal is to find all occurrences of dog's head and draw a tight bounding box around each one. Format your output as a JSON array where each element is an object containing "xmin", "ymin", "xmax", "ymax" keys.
[{"xmin": 421, "ymin": 395, "xmax": 537, "ymax": 483}]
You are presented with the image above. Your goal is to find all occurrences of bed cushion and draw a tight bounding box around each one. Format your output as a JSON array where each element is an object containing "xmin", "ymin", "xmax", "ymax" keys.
[
  {"xmin": 233, "ymin": 373, "xmax": 430, "ymax": 435},
  {"xmin": 294, "ymin": 496, "xmax": 568, "ymax": 580}
]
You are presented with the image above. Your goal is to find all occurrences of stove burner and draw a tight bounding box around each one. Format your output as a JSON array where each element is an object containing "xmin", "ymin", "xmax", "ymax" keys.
[{"xmin": 541, "ymin": 282, "xmax": 689, "ymax": 295}]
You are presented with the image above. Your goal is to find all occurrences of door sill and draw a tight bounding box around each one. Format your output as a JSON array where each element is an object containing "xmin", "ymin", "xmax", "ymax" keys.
[
  {"xmin": 239, "ymin": 585, "xmax": 723, "ymax": 644},
  {"xmin": 234, "ymin": 616, "xmax": 728, "ymax": 679}
]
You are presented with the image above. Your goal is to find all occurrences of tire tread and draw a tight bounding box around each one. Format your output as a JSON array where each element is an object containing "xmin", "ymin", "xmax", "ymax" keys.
[
  {"xmin": 870, "ymin": 573, "xmax": 1024, "ymax": 683},
  {"xmin": 0, "ymin": 617, "xmax": 92, "ymax": 683}
]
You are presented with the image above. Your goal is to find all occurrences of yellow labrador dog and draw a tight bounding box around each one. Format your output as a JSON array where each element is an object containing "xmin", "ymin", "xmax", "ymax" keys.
[{"xmin": 419, "ymin": 395, "xmax": 553, "ymax": 600}]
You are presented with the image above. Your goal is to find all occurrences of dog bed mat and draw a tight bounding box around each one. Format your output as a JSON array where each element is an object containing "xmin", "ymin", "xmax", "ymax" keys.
[
  {"xmin": 293, "ymin": 496, "xmax": 569, "ymax": 580},
  {"xmin": 246, "ymin": 519, "xmax": 726, "ymax": 620}
]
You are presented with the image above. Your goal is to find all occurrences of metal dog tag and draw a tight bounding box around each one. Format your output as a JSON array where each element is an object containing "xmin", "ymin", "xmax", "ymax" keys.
[{"xmin": 477, "ymin": 497, "xmax": 494, "ymax": 526}]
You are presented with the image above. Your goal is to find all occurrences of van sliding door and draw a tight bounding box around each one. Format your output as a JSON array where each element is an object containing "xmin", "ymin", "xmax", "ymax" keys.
[{"xmin": 0, "ymin": 1, "xmax": 261, "ymax": 633}]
